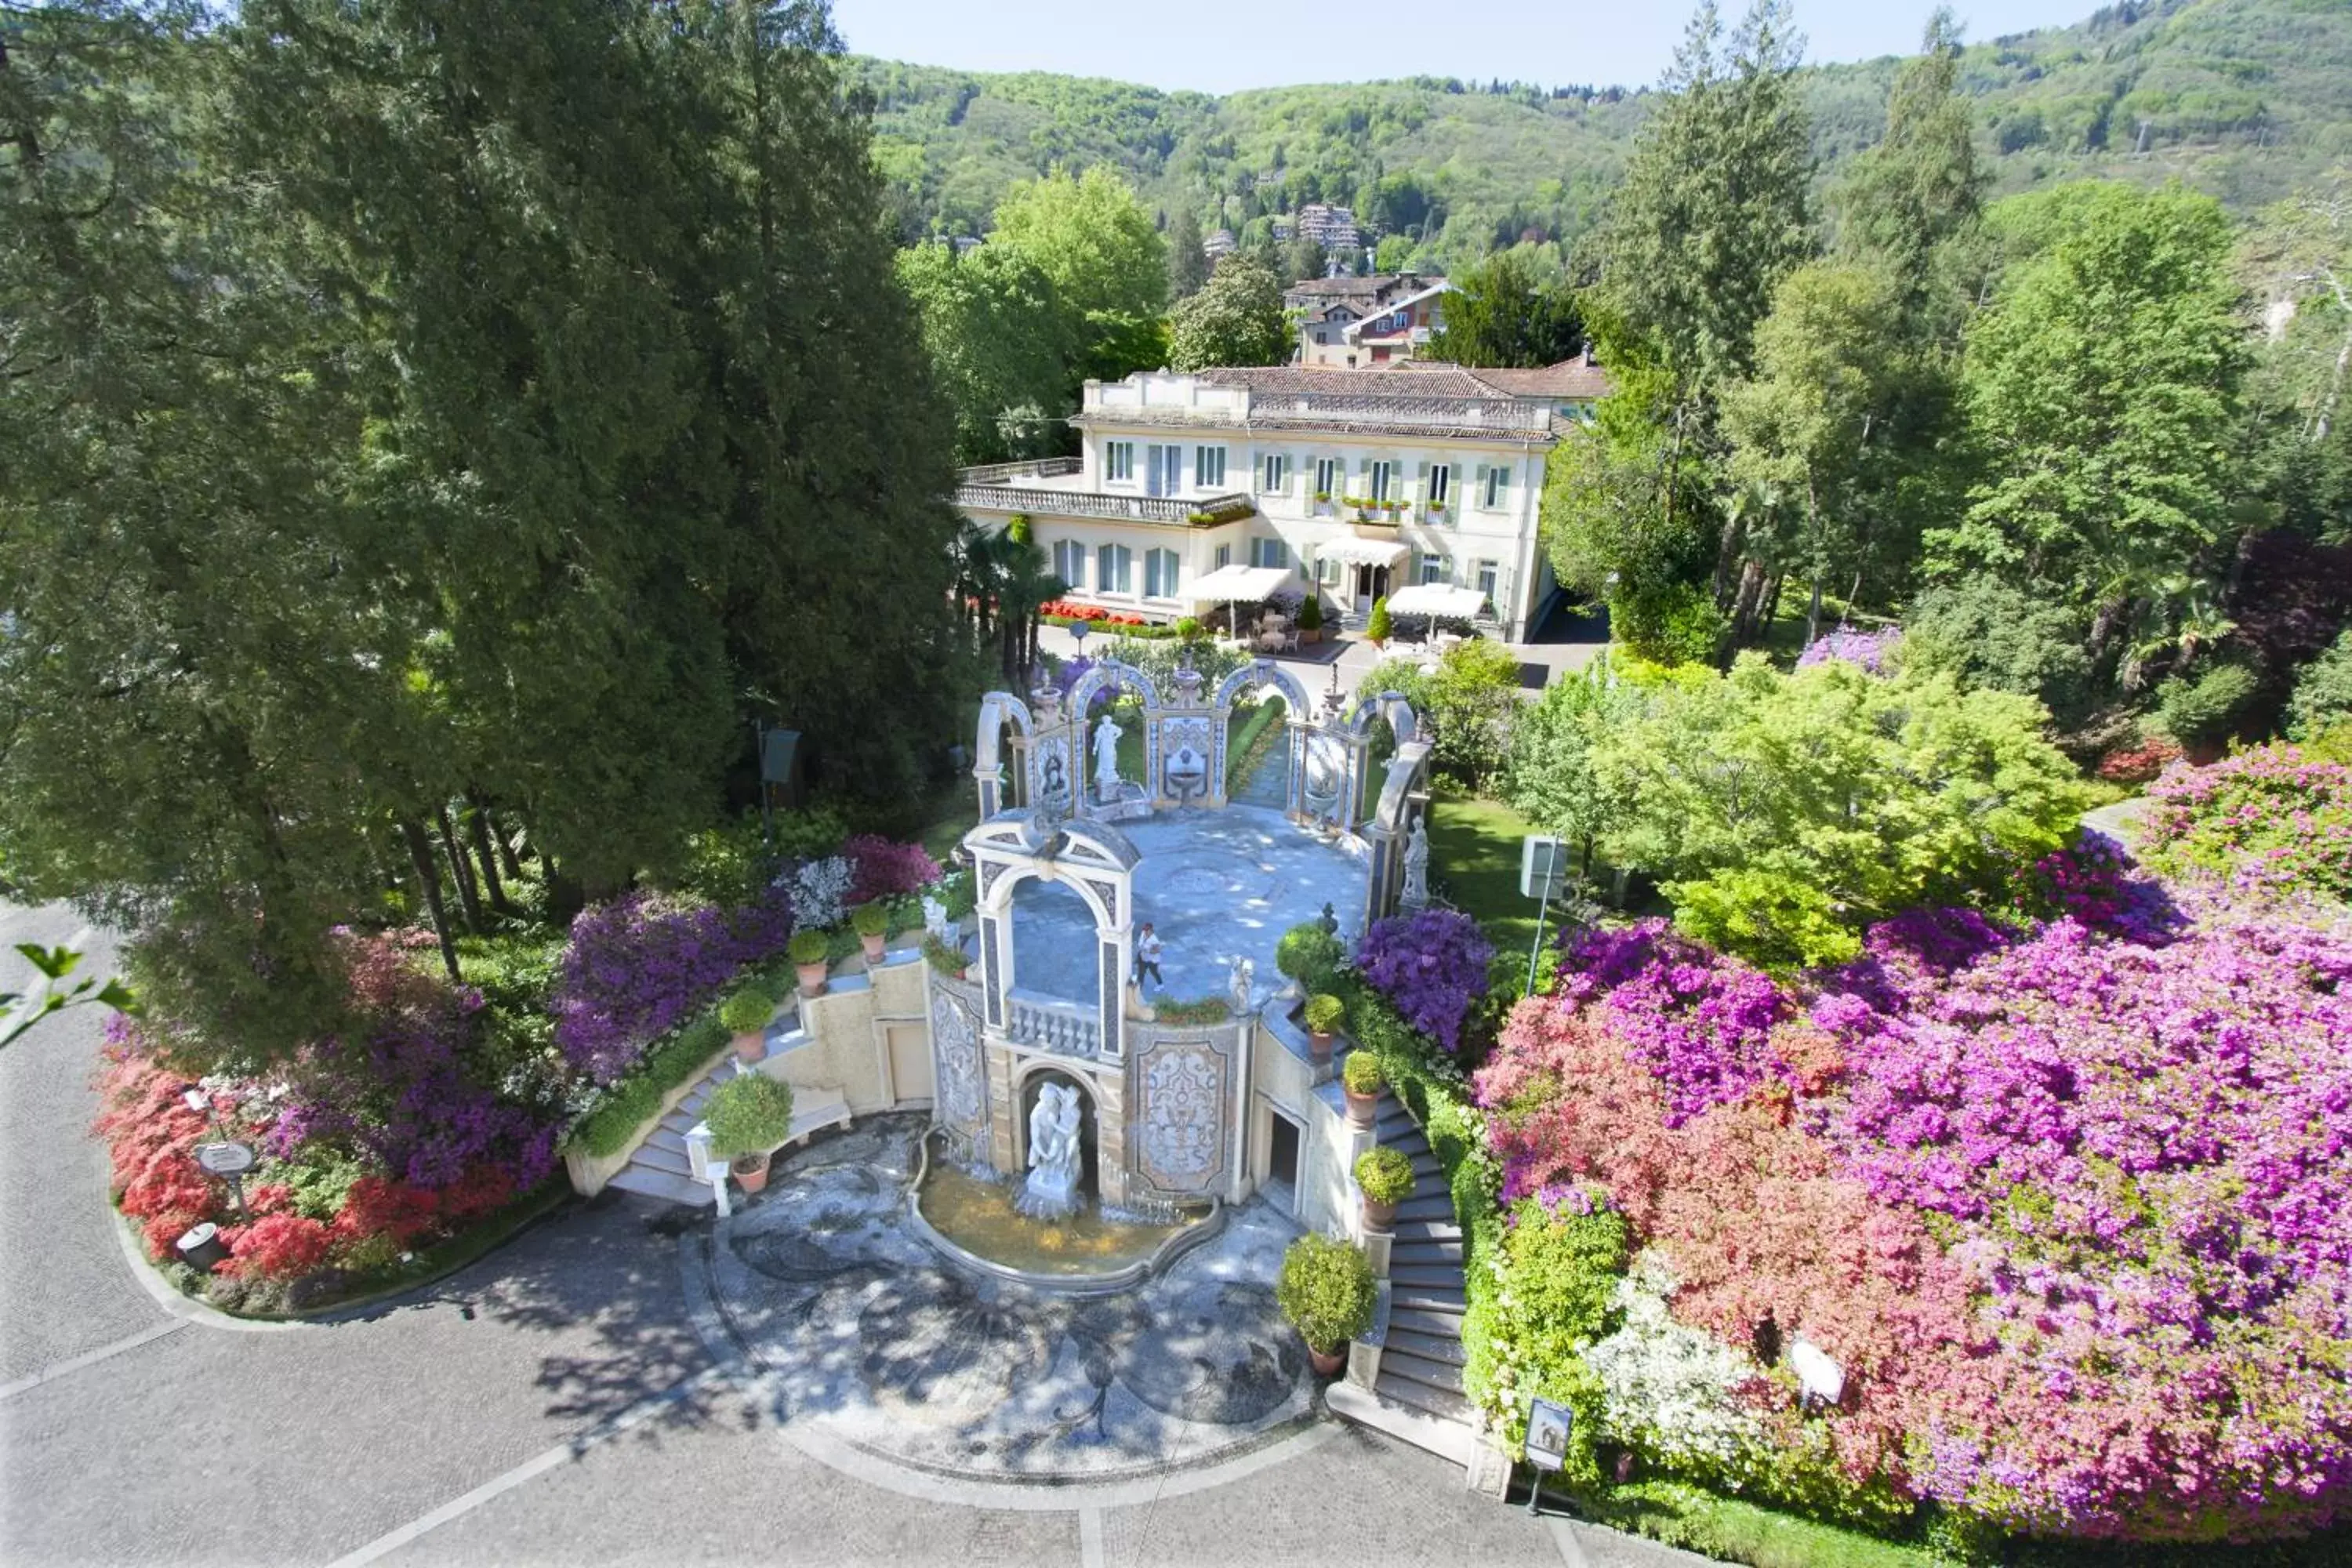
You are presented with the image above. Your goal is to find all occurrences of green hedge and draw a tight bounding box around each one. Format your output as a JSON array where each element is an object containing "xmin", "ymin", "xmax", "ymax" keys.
[
  {"xmin": 1224, "ymin": 697, "xmax": 1286, "ymax": 796},
  {"xmin": 1577, "ymin": 1482, "xmax": 1940, "ymax": 1568},
  {"xmin": 568, "ymin": 1012, "xmax": 734, "ymax": 1158}
]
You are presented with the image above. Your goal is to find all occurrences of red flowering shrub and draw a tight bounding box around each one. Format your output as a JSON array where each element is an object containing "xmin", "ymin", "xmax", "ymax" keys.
[
  {"xmin": 435, "ymin": 1163, "xmax": 517, "ymax": 1224},
  {"xmin": 333, "ymin": 1176, "xmax": 441, "ymax": 1247},
  {"xmin": 2096, "ymin": 733, "xmax": 2181, "ymax": 783},
  {"xmin": 840, "ymin": 835, "xmax": 942, "ymax": 906},
  {"xmin": 218, "ymin": 1214, "xmax": 333, "ymax": 1282}
]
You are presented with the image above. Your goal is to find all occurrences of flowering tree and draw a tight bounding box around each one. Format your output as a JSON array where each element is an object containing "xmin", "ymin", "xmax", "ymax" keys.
[{"xmin": 1355, "ymin": 909, "xmax": 1494, "ymax": 1052}]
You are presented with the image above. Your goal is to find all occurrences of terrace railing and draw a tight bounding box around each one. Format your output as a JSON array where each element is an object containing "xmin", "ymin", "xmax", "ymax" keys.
[{"xmin": 954, "ymin": 481, "xmax": 1254, "ymax": 526}]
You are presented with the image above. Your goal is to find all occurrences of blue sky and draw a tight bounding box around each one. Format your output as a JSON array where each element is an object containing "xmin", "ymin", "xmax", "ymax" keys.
[{"xmin": 829, "ymin": 1, "xmax": 2086, "ymax": 95}]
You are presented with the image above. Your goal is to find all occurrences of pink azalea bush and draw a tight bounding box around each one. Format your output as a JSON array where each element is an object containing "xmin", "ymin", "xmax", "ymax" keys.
[
  {"xmin": 840, "ymin": 834, "xmax": 943, "ymax": 907},
  {"xmin": 1796, "ymin": 625, "xmax": 1903, "ymax": 673},
  {"xmin": 1480, "ymin": 897, "xmax": 2352, "ymax": 1543},
  {"xmin": 2140, "ymin": 740, "xmax": 2352, "ymax": 907}
]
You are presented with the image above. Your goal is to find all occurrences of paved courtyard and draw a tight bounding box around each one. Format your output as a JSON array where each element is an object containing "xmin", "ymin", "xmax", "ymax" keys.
[
  {"xmin": 1010, "ymin": 804, "xmax": 1366, "ymax": 1007},
  {"xmin": 0, "ymin": 898, "xmax": 1714, "ymax": 1567}
]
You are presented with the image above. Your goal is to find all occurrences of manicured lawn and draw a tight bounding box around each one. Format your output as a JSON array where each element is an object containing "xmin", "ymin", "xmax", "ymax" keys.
[{"xmin": 1428, "ymin": 791, "xmax": 1550, "ymax": 953}]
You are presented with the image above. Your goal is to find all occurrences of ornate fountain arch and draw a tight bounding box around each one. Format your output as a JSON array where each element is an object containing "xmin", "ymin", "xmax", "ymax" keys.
[
  {"xmin": 1212, "ymin": 658, "xmax": 1312, "ymax": 717},
  {"xmin": 964, "ymin": 810, "xmax": 1139, "ymax": 1064},
  {"xmin": 1066, "ymin": 658, "xmax": 1160, "ymax": 718},
  {"xmin": 973, "ymin": 691, "xmax": 1036, "ymax": 818},
  {"xmin": 1345, "ymin": 689, "xmax": 1419, "ymax": 749}
]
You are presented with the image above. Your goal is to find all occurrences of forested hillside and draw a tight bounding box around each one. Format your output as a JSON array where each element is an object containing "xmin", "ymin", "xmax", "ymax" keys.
[{"xmin": 849, "ymin": 0, "xmax": 2352, "ymax": 262}]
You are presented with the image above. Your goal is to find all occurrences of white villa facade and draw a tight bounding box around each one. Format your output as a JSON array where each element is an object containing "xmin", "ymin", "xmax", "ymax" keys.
[{"xmin": 954, "ymin": 366, "xmax": 1581, "ymax": 641}]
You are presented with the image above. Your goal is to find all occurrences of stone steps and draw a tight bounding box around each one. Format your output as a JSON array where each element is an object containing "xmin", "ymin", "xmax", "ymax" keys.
[
  {"xmin": 607, "ymin": 1163, "xmax": 711, "ymax": 1206},
  {"xmin": 1375, "ymin": 1367, "xmax": 1472, "ymax": 1423},
  {"xmin": 1388, "ymin": 1304, "xmax": 1466, "ymax": 1338},
  {"xmin": 1391, "ymin": 1218, "xmax": 1462, "ymax": 1246},
  {"xmin": 1381, "ymin": 1347, "xmax": 1465, "ymax": 1396},
  {"xmin": 1386, "ymin": 1328, "xmax": 1466, "ymax": 1367}
]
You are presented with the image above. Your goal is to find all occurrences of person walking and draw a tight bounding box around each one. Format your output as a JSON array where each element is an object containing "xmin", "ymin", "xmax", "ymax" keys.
[{"xmin": 1134, "ymin": 923, "xmax": 1164, "ymax": 989}]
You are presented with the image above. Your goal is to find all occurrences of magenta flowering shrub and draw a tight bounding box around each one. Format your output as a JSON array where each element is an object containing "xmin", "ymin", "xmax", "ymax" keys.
[
  {"xmin": 1487, "ymin": 896, "xmax": 2352, "ymax": 1543},
  {"xmin": 2141, "ymin": 741, "xmax": 2352, "ymax": 906},
  {"xmin": 1353, "ymin": 909, "xmax": 1493, "ymax": 1052},
  {"xmin": 840, "ymin": 835, "xmax": 942, "ymax": 907},
  {"xmin": 550, "ymin": 888, "xmax": 792, "ymax": 1083},
  {"xmin": 2013, "ymin": 828, "xmax": 2183, "ymax": 942},
  {"xmin": 1795, "ymin": 625, "xmax": 1902, "ymax": 673},
  {"xmin": 1557, "ymin": 921, "xmax": 1795, "ymax": 1124}
]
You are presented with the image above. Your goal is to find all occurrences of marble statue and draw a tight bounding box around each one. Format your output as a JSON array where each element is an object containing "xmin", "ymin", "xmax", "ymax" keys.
[
  {"xmin": 922, "ymin": 895, "xmax": 951, "ymax": 944},
  {"xmin": 1229, "ymin": 956, "xmax": 1255, "ymax": 1016},
  {"xmin": 1017, "ymin": 1082, "xmax": 1083, "ymax": 1221},
  {"xmin": 1092, "ymin": 714, "xmax": 1123, "ymax": 800},
  {"xmin": 1400, "ymin": 817, "xmax": 1431, "ymax": 910}
]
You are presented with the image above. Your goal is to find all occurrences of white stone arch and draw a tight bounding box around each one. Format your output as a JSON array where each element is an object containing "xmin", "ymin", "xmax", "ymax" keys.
[
  {"xmin": 1213, "ymin": 657, "xmax": 1312, "ymax": 717},
  {"xmin": 974, "ymin": 691, "xmax": 1036, "ymax": 818},
  {"xmin": 964, "ymin": 811, "xmax": 1140, "ymax": 1063},
  {"xmin": 1067, "ymin": 659, "xmax": 1160, "ymax": 719},
  {"xmin": 1345, "ymin": 689, "xmax": 1419, "ymax": 748}
]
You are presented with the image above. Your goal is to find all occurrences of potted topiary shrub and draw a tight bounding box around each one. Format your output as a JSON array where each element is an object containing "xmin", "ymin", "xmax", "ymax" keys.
[
  {"xmin": 704, "ymin": 1072, "xmax": 796, "ymax": 1195},
  {"xmin": 851, "ymin": 901, "xmax": 891, "ymax": 963},
  {"xmin": 788, "ymin": 928, "xmax": 832, "ymax": 996},
  {"xmin": 1276, "ymin": 921, "xmax": 1345, "ymax": 994},
  {"xmin": 1276, "ymin": 1232, "xmax": 1377, "ymax": 1377},
  {"xmin": 1341, "ymin": 1051, "xmax": 1384, "ymax": 1128},
  {"xmin": 1303, "ymin": 993, "xmax": 1345, "ymax": 1064},
  {"xmin": 1366, "ymin": 597, "xmax": 1392, "ymax": 649},
  {"xmin": 922, "ymin": 932, "xmax": 969, "ymax": 979},
  {"xmin": 718, "ymin": 987, "xmax": 775, "ymax": 1064},
  {"xmin": 1298, "ymin": 593, "xmax": 1323, "ymax": 644},
  {"xmin": 1355, "ymin": 1145, "xmax": 1414, "ymax": 1230}
]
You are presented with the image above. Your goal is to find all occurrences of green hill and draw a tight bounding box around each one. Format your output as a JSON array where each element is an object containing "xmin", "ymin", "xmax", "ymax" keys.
[{"xmin": 848, "ymin": 0, "xmax": 2352, "ymax": 259}]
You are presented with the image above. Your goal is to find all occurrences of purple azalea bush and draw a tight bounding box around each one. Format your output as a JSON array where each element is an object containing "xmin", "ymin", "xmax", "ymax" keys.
[
  {"xmin": 1796, "ymin": 624, "xmax": 1902, "ymax": 673},
  {"xmin": 1355, "ymin": 909, "xmax": 1493, "ymax": 1052},
  {"xmin": 550, "ymin": 888, "xmax": 792, "ymax": 1083},
  {"xmin": 841, "ymin": 835, "xmax": 943, "ymax": 907},
  {"xmin": 1556, "ymin": 920, "xmax": 1792, "ymax": 1124}
]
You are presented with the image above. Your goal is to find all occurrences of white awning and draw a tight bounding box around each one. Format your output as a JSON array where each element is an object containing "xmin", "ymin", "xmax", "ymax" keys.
[
  {"xmin": 1317, "ymin": 537, "xmax": 1410, "ymax": 570},
  {"xmin": 1385, "ymin": 583, "xmax": 1490, "ymax": 619},
  {"xmin": 1183, "ymin": 564, "xmax": 1291, "ymax": 603}
]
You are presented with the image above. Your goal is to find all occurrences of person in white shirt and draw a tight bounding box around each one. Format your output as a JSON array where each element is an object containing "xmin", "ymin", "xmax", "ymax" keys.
[{"xmin": 1134, "ymin": 924, "xmax": 1164, "ymax": 988}]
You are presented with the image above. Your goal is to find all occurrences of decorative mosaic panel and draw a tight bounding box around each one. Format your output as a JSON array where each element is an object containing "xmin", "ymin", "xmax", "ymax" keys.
[
  {"xmin": 930, "ymin": 986, "xmax": 986, "ymax": 1152},
  {"xmin": 1134, "ymin": 1039, "xmax": 1226, "ymax": 1192},
  {"xmin": 1080, "ymin": 877, "xmax": 1120, "ymax": 927}
]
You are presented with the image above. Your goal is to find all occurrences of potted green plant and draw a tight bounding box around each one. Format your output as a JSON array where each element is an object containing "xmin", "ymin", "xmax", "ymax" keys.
[
  {"xmin": 1355, "ymin": 1145, "xmax": 1414, "ymax": 1230},
  {"xmin": 718, "ymin": 987, "xmax": 775, "ymax": 1064},
  {"xmin": 704, "ymin": 1072, "xmax": 796, "ymax": 1194},
  {"xmin": 1303, "ymin": 993, "xmax": 1345, "ymax": 1063},
  {"xmin": 851, "ymin": 901, "xmax": 891, "ymax": 963},
  {"xmin": 788, "ymin": 928, "xmax": 832, "ymax": 996},
  {"xmin": 1297, "ymin": 593, "xmax": 1323, "ymax": 645},
  {"xmin": 1366, "ymin": 597, "xmax": 1392, "ymax": 649},
  {"xmin": 1276, "ymin": 1232, "xmax": 1377, "ymax": 1377},
  {"xmin": 1312, "ymin": 489, "xmax": 1332, "ymax": 506},
  {"xmin": 1341, "ymin": 1051, "xmax": 1384, "ymax": 1128}
]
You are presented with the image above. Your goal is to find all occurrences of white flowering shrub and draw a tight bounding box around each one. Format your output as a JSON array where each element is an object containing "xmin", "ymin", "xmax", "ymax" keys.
[
  {"xmin": 787, "ymin": 855, "xmax": 853, "ymax": 930},
  {"xmin": 1586, "ymin": 1256, "xmax": 1767, "ymax": 1478}
]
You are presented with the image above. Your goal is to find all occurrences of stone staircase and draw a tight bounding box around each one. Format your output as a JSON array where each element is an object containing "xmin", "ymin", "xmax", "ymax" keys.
[
  {"xmin": 1327, "ymin": 1088, "xmax": 1479, "ymax": 1465},
  {"xmin": 606, "ymin": 996, "xmax": 806, "ymax": 1207}
]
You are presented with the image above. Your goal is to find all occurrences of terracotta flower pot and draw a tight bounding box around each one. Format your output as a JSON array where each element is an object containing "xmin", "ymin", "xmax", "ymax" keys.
[
  {"xmin": 1308, "ymin": 1029, "xmax": 1335, "ymax": 1065},
  {"xmin": 1361, "ymin": 1194, "xmax": 1397, "ymax": 1231},
  {"xmin": 860, "ymin": 932, "xmax": 887, "ymax": 964},
  {"xmin": 731, "ymin": 1029, "xmax": 766, "ymax": 1064},
  {"xmin": 731, "ymin": 1152, "xmax": 771, "ymax": 1193},
  {"xmin": 796, "ymin": 960, "xmax": 829, "ymax": 996},
  {"xmin": 1307, "ymin": 1342, "xmax": 1347, "ymax": 1378},
  {"xmin": 1344, "ymin": 1087, "xmax": 1377, "ymax": 1129}
]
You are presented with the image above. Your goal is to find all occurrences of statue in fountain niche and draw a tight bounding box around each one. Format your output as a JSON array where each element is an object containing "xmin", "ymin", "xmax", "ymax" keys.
[
  {"xmin": 1400, "ymin": 815, "xmax": 1431, "ymax": 911},
  {"xmin": 1093, "ymin": 713, "xmax": 1123, "ymax": 802},
  {"xmin": 1017, "ymin": 1082, "xmax": 1083, "ymax": 1221}
]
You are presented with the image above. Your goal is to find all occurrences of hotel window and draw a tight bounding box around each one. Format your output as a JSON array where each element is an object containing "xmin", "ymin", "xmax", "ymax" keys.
[
  {"xmin": 1259, "ymin": 453, "xmax": 1289, "ymax": 495},
  {"xmin": 1250, "ymin": 537, "xmax": 1290, "ymax": 571},
  {"xmin": 1214, "ymin": 544, "xmax": 1232, "ymax": 568},
  {"xmin": 1053, "ymin": 540, "xmax": 1086, "ymax": 588},
  {"xmin": 1312, "ymin": 457, "xmax": 1338, "ymax": 499},
  {"xmin": 1419, "ymin": 554, "xmax": 1450, "ymax": 586},
  {"xmin": 1479, "ymin": 463, "xmax": 1511, "ymax": 510},
  {"xmin": 1370, "ymin": 460, "xmax": 1395, "ymax": 503},
  {"xmin": 1144, "ymin": 548, "xmax": 1181, "ymax": 600},
  {"xmin": 1476, "ymin": 558, "xmax": 1499, "ymax": 602},
  {"xmin": 1425, "ymin": 462, "xmax": 1453, "ymax": 509},
  {"xmin": 1097, "ymin": 543, "xmax": 1132, "ymax": 595},
  {"xmin": 1105, "ymin": 441, "xmax": 1134, "ymax": 483},
  {"xmin": 1195, "ymin": 445, "xmax": 1227, "ymax": 490}
]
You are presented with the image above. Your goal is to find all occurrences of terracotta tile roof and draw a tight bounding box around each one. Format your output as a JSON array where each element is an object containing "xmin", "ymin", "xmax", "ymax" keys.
[{"xmin": 1461, "ymin": 356, "xmax": 1614, "ymax": 400}]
